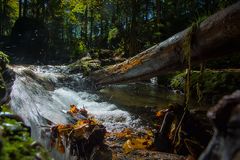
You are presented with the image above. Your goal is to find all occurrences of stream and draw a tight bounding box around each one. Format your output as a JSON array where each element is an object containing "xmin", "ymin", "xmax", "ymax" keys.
[{"xmin": 8, "ymin": 65, "xmax": 200, "ymax": 159}]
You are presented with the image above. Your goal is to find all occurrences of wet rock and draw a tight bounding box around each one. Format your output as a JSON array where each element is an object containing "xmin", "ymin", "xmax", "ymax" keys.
[
  {"xmin": 0, "ymin": 112, "xmax": 23, "ymax": 122},
  {"xmin": 1, "ymin": 67, "xmax": 15, "ymax": 105},
  {"xmin": 35, "ymin": 152, "xmax": 43, "ymax": 160},
  {"xmin": 69, "ymin": 49, "xmax": 126, "ymax": 76},
  {"xmin": 31, "ymin": 141, "xmax": 42, "ymax": 148},
  {"xmin": 20, "ymin": 69, "xmax": 54, "ymax": 91}
]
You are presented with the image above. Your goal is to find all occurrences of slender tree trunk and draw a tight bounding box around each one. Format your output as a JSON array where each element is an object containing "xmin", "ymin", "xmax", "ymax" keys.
[
  {"xmin": 100, "ymin": 19, "xmax": 103, "ymax": 36},
  {"xmin": 23, "ymin": 0, "xmax": 27, "ymax": 17},
  {"xmin": 129, "ymin": 0, "xmax": 138, "ymax": 57},
  {"xmin": 156, "ymin": 0, "xmax": 161, "ymax": 25},
  {"xmin": 124, "ymin": 16, "xmax": 129, "ymax": 55},
  {"xmin": 19, "ymin": 0, "xmax": 22, "ymax": 18},
  {"xmin": 84, "ymin": 5, "xmax": 88, "ymax": 47},
  {"xmin": 145, "ymin": 0, "xmax": 149, "ymax": 22},
  {"xmin": 89, "ymin": 8, "xmax": 93, "ymax": 48},
  {"xmin": 116, "ymin": 1, "xmax": 119, "ymax": 26},
  {"xmin": 111, "ymin": 5, "xmax": 116, "ymax": 26},
  {"xmin": 0, "ymin": 0, "xmax": 3, "ymax": 35},
  {"xmin": 2, "ymin": 0, "xmax": 6, "ymax": 35}
]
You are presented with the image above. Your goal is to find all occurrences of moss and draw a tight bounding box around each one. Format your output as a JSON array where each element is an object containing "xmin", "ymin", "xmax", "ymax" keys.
[
  {"xmin": 0, "ymin": 105, "xmax": 51, "ymax": 160},
  {"xmin": 0, "ymin": 51, "xmax": 9, "ymax": 101},
  {"xmin": 69, "ymin": 57, "xmax": 101, "ymax": 76},
  {"xmin": 0, "ymin": 73, "xmax": 6, "ymax": 102},
  {"xmin": 169, "ymin": 70, "xmax": 240, "ymax": 104},
  {"xmin": 0, "ymin": 51, "xmax": 9, "ymax": 71}
]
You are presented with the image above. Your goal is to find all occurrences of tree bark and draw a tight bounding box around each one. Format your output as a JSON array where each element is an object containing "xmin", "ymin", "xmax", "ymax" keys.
[
  {"xmin": 0, "ymin": 0, "xmax": 2, "ymax": 35},
  {"xmin": 84, "ymin": 5, "xmax": 88, "ymax": 47},
  {"xmin": 129, "ymin": 0, "xmax": 138, "ymax": 57},
  {"xmin": 156, "ymin": 0, "xmax": 161, "ymax": 25},
  {"xmin": 90, "ymin": 2, "xmax": 240, "ymax": 85},
  {"xmin": 18, "ymin": 0, "xmax": 22, "ymax": 18},
  {"xmin": 23, "ymin": 0, "xmax": 27, "ymax": 17}
]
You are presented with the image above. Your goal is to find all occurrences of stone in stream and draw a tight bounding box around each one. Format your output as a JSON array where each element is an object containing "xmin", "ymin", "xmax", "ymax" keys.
[{"xmin": 50, "ymin": 105, "xmax": 112, "ymax": 160}]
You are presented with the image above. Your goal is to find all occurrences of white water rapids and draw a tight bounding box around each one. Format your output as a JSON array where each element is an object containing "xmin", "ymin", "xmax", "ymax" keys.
[
  {"xmin": 9, "ymin": 65, "xmax": 140, "ymax": 132},
  {"xmin": 7, "ymin": 65, "xmax": 186, "ymax": 159}
]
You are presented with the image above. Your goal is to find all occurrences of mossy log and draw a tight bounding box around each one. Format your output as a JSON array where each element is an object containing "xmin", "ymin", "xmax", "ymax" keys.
[{"xmin": 90, "ymin": 2, "xmax": 240, "ymax": 85}]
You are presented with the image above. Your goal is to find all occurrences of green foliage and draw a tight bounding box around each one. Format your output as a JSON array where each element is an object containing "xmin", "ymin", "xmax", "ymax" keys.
[
  {"xmin": 0, "ymin": 52, "xmax": 8, "ymax": 96},
  {"xmin": 108, "ymin": 27, "xmax": 119, "ymax": 42},
  {"xmin": 0, "ymin": 51, "xmax": 10, "ymax": 65},
  {"xmin": 69, "ymin": 57, "xmax": 101, "ymax": 76},
  {"xmin": 170, "ymin": 70, "xmax": 240, "ymax": 104},
  {"xmin": 77, "ymin": 41, "xmax": 87, "ymax": 54},
  {"xmin": 1, "ymin": 0, "xmax": 239, "ymax": 60},
  {"xmin": 0, "ymin": 106, "xmax": 51, "ymax": 160},
  {"xmin": 170, "ymin": 72, "xmax": 186, "ymax": 90},
  {"xmin": 0, "ymin": 0, "xmax": 18, "ymax": 35}
]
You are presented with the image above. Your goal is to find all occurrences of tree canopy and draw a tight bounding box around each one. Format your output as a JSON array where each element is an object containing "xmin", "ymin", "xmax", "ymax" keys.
[{"xmin": 0, "ymin": 0, "xmax": 238, "ymax": 61}]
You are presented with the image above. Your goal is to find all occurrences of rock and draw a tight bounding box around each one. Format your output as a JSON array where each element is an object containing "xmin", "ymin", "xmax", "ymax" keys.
[
  {"xmin": 35, "ymin": 152, "xmax": 43, "ymax": 160},
  {"xmin": 68, "ymin": 56, "xmax": 101, "ymax": 75},
  {"xmin": 0, "ymin": 51, "xmax": 9, "ymax": 99},
  {"xmin": 1, "ymin": 67, "xmax": 15, "ymax": 105},
  {"xmin": 90, "ymin": 145, "xmax": 112, "ymax": 160},
  {"xmin": 98, "ymin": 49, "xmax": 114, "ymax": 60},
  {"xmin": 20, "ymin": 69, "xmax": 54, "ymax": 91},
  {"xmin": 31, "ymin": 141, "xmax": 42, "ymax": 148}
]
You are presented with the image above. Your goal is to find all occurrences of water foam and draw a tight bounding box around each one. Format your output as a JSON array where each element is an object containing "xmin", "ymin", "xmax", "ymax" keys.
[{"xmin": 10, "ymin": 65, "xmax": 140, "ymax": 132}]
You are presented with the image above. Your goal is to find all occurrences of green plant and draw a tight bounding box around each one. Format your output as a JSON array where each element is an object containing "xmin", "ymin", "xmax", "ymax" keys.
[
  {"xmin": 0, "ymin": 51, "xmax": 10, "ymax": 65},
  {"xmin": 108, "ymin": 27, "xmax": 119, "ymax": 42}
]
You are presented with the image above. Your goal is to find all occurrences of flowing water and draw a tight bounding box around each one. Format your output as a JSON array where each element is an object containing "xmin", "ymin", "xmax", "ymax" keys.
[{"xmin": 8, "ymin": 65, "xmax": 191, "ymax": 159}]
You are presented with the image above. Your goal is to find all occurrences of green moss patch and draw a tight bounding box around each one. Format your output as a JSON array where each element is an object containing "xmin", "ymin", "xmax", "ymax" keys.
[
  {"xmin": 69, "ymin": 57, "xmax": 101, "ymax": 76},
  {"xmin": 0, "ymin": 51, "xmax": 9, "ymax": 71},
  {"xmin": 0, "ymin": 105, "xmax": 51, "ymax": 160},
  {"xmin": 169, "ymin": 70, "xmax": 240, "ymax": 104}
]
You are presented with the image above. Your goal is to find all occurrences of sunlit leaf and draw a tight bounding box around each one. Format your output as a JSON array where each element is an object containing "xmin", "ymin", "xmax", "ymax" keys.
[{"xmin": 123, "ymin": 137, "xmax": 153, "ymax": 154}]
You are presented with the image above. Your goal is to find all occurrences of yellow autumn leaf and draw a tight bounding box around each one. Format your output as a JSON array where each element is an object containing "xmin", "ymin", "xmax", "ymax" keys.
[
  {"xmin": 123, "ymin": 137, "xmax": 153, "ymax": 154},
  {"xmin": 156, "ymin": 110, "xmax": 165, "ymax": 118}
]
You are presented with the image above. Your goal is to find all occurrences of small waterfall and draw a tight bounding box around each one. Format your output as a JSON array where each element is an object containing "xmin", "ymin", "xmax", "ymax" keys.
[{"xmin": 9, "ymin": 65, "xmax": 140, "ymax": 159}]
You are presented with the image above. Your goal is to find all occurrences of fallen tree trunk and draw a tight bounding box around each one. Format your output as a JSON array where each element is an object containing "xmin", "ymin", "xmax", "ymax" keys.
[{"xmin": 90, "ymin": 2, "xmax": 240, "ymax": 85}]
